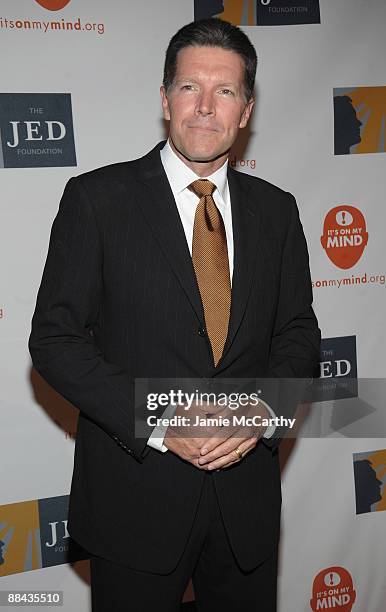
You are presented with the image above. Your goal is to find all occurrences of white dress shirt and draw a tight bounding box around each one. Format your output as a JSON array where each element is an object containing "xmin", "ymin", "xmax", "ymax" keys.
[{"xmin": 147, "ymin": 140, "xmax": 276, "ymax": 452}]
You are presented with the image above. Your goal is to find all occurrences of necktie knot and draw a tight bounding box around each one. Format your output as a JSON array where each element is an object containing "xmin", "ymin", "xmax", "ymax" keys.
[{"xmin": 188, "ymin": 179, "xmax": 216, "ymax": 198}]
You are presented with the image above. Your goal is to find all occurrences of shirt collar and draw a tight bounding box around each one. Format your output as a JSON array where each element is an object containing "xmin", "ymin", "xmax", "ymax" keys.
[{"xmin": 160, "ymin": 139, "xmax": 228, "ymax": 201}]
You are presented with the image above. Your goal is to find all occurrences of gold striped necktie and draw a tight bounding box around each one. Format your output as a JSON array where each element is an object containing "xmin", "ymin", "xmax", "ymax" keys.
[{"xmin": 188, "ymin": 179, "xmax": 231, "ymax": 366}]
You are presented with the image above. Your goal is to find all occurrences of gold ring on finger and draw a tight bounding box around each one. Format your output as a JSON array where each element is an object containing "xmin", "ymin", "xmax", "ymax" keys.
[{"xmin": 234, "ymin": 446, "xmax": 243, "ymax": 460}]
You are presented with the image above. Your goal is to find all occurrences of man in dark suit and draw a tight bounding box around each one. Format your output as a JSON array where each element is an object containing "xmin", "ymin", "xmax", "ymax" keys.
[{"xmin": 29, "ymin": 18, "xmax": 320, "ymax": 612}]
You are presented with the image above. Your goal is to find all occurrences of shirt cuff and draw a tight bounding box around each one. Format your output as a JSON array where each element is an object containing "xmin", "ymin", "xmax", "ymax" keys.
[
  {"xmin": 260, "ymin": 399, "xmax": 277, "ymax": 439},
  {"xmin": 146, "ymin": 402, "xmax": 176, "ymax": 453}
]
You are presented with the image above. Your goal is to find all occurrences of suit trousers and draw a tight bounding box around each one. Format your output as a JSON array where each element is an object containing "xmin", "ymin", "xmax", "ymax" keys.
[{"xmin": 89, "ymin": 471, "xmax": 278, "ymax": 612}]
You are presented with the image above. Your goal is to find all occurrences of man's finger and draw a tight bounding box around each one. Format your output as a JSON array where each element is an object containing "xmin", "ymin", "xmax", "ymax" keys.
[
  {"xmin": 198, "ymin": 434, "xmax": 253, "ymax": 466},
  {"xmin": 207, "ymin": 443, "xmax": 251, "ymax": 470},
  {"xmin": 199, "ymin": 424, "xmax": 259, "ymax": 458}
]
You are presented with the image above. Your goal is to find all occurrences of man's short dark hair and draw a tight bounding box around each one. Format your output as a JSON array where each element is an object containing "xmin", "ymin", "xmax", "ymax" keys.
[{"xmin": 163, "ymin": 18, "xmax": 257, "ymax": 102}]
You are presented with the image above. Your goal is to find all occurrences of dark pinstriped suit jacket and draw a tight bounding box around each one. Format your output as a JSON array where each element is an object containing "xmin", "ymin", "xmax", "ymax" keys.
[{"xmin": 29, "ymin": 141, "xmax": 320, "ymax": 573}]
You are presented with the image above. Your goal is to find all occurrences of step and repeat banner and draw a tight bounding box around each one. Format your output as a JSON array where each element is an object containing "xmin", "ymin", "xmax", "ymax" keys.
[{"xmin": 1, "ymin": 0, "xmax": 385, "ymax": 610}]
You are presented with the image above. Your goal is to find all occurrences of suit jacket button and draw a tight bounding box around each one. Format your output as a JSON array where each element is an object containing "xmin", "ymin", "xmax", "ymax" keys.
[{"xmin": 198, "ymin": 327, "xmax": 206, "ymax": 337}]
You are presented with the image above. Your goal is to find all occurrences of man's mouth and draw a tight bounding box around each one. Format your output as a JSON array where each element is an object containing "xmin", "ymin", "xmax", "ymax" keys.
[{"xmin": 187, "ymin": 125, "xmax": 219, "ymax": 132}]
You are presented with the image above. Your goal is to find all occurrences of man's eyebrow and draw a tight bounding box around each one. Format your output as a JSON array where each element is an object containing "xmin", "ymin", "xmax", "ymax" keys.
[
  {"xmin": 216, "ymin": 82, "xmax": 238, "ymax": 88},
  {"xmin": 175, "ymin": 78, "xmax": 239, "ymax": 88},
  {"xmin": 174, "ymin": 77, "xmax": 198, "ymax": 82}
]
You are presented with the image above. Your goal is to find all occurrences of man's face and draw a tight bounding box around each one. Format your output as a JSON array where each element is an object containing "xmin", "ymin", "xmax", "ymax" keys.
[{"xmin": 160, "ymin": 45, "xmax": 254, "ymax": 168}]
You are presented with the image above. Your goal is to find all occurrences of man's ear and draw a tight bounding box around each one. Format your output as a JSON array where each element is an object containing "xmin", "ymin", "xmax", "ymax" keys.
[
  {"xmin": 160, "ymin": 86, "xmax": 171, "ymax": 121},
  {"xmin": 239, "ymin": 97, "xmax": 255, "ymax": 128}
]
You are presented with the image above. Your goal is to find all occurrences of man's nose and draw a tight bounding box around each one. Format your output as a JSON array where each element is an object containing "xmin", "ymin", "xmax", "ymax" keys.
[{"xmin": 195, "ymin": 91, "xmax": 215, "ymax": 116}]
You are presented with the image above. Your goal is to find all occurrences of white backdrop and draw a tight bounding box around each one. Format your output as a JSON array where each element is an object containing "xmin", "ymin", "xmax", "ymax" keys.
[{"xmin": 1, "ymin": 0, "xmax": 385, "ymax": 610}]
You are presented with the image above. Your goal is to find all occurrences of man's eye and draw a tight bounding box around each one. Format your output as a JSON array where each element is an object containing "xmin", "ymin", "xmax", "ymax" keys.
[
  {"xmin": 181, "ymin": 84, "xmax": 194, "ymax": 91},
  {"xmin": 219, "ymin": 89, "xmax": 234, "ymax": 96}
]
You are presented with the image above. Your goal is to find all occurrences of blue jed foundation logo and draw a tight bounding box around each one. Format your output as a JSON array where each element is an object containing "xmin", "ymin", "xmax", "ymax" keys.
[
  {"xmin": 0, "ymin": 495, "xmax": 87, "ymax": 577},
  {"xmin": 194, "ymin": 0, "xmax": 320, "ymax": 26},
  {"xmin": 0, "ymin": 93, "xmax": 76, "ymax": 168},
  {"xmin": 311, "ymin": 335, "xmax": 358, "ymax": 402}
]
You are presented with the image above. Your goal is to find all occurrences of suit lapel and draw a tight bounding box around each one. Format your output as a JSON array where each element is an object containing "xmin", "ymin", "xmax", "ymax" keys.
[
  {"xmin": 135, "ymin": 142, "xmax": 205, "ymax": 325},
  {"xmin": 215, "ymin": 166, "xmax": 261, "ymax": 370}
]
